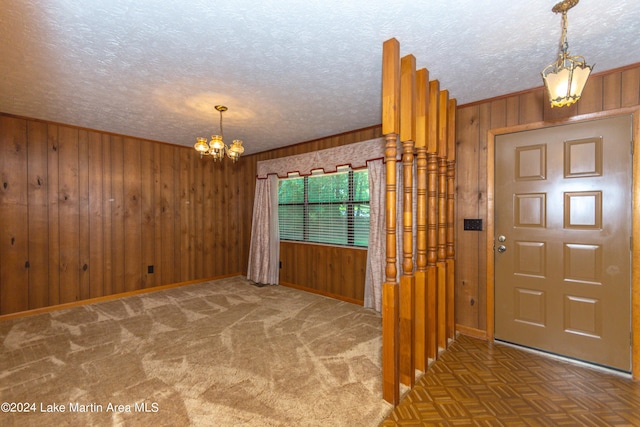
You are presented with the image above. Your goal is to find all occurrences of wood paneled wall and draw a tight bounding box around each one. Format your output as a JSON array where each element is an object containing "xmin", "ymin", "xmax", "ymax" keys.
[
  {"xmin": 0, "ymin": 115, "xmax": 252, "ymax": 315},
  {"xmin": 0, "ymin": 117, "xmax": 381, "ymax": 316},
  {"xmin": 455, "ymin": 64, "xmax": 640, "ymax": 335},
  {"xmin": 278, "ymin": 241, "xmax": 367, "ymax": 304}
]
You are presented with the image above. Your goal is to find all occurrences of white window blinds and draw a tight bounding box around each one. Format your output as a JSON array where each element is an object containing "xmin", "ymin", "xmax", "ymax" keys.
[{"xmin": 278, "ymin": 168, "xmax": 370, "ymax": 247}]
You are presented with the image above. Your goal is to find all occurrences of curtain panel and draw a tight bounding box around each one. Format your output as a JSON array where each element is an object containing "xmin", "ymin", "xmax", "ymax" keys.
[
  {"xmin": 248, "ymin": 137, "xmax": 388, "ymax": 301},
  {"xmin": 363, "ymin": 159, "xmax": 385, "ymax": 311},
  {"xmin": 247, "ymin": 175, "xmax": 280, "ymax": 285}
]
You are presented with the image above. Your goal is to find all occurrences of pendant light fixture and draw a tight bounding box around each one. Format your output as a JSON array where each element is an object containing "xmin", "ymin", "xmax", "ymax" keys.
[
  {"xmin": 194, "ymin": 105, "xmax": 245, "ymax": 162},
  {"xmin": 541, "ymin": 0, "xmax": 593, "ymax": 108}
]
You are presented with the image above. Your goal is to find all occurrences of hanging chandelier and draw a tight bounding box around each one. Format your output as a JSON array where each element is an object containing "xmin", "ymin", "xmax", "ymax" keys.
[
  {"xmin": 541, "ymin": 0, "xmax": 593, "ymax": 108},
  {"xmin": 194, "ymin": 105, "xmax": 245, "ymax": 162}
]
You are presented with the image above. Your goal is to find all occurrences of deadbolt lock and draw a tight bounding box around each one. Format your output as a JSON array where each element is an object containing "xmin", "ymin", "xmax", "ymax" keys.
[{"xmin": 498, "ymin": 235, "xmax": 506, "ymax": 242}]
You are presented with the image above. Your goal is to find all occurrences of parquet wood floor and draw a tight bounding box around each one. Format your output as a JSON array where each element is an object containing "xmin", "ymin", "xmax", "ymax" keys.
[{"xmin": 380, "ymin": 334, "xmax": 640, "ymax": 426}]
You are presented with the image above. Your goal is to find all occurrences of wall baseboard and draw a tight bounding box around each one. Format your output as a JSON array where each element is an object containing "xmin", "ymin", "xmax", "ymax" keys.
[
  {"xmin": 456, "ymin": 324, "xmax": 488, "ymax": 340},
  {"xmin": 0, "ymin": 273, "xmax": 242, "ymax": 322},
  {"xmin": 279, "ymin": 281, "xmax": 364, "ymax": 306}
]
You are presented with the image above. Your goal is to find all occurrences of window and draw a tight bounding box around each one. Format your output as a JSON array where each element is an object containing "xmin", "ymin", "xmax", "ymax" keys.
[{"xmin": 278, "ymin": 168, "xmax": 370, "ymax": 247}]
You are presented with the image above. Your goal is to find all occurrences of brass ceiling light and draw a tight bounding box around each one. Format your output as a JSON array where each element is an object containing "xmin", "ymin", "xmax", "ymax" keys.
[
  {"xmin": 541, "ymin": 0, "xmax": 593, "ymax": 108},
  {"xmin": 194, "ymin": 105, "xmax": 245, "ymax": 162}
]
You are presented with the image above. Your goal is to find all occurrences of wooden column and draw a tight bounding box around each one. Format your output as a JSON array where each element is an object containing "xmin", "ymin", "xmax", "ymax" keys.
[
  {"xmin": 381, "ymin": 37, "xmax": 400, "ymax": 405},
  {"xmin": 399, "ymin": 54, "xmax": 416, "ymax": 387},
  {"xmin": 437, "ymin": 161, "xmax": 448, "ymax": 350},
  {"xmin": 380, "ymin": 38, "xmax": 458, "ymax": 403},
  {"xmin": 446, "ymin": 98, "xmax": 457, "ymax": 341},
  {"xmin": 414, "ymin": 68, "xmax": 429, "ymax": 372},
  {"xmin": 426, "ymin": 79, "xmax": 440, "ymax": 361},
  {"xmin": 437, "ymin": 90, "xmax": 449, "ymax": 352}
]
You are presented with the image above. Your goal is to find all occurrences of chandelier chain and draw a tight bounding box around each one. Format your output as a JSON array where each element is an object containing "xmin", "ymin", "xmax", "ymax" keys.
[
  {"xmin": 560, "ymin": 12, "xmax": 568, "ymax": 55},
  {"xmin": 219, "ymin": 109, "xmax": 224, "ymax": 139}
]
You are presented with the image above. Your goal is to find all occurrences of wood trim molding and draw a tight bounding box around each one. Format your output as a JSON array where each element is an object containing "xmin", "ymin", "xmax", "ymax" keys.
[
  {"xmin": 456, "ymin": 324, "xmax": 488, "ymax": 340},
  {"xmin": 0, "ymin": 111, "xmax": 187, "ymax": 149},
  {"xmin": 457, "ymin": 62, "xmax": 640, "ymax": 109},
  {"xmin": 632, "ymin": 110, "xmax": 640, "ymax": 380},
  {"xmin": 279, "ymin": 281, "xmax": 364, "ymax": 306},
  {"xmin": 486, "ymin": 107, "xmax": 640, "ymax": 379},
  {"xmin": 0, "ymin": 273, "xmax": 242, "ymax": 322}
]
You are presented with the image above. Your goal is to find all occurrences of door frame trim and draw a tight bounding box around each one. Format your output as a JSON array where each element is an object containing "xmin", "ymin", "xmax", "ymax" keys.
[{"xmin": 486, "ymin": 107, "xmax": 640, "ymax": 379}]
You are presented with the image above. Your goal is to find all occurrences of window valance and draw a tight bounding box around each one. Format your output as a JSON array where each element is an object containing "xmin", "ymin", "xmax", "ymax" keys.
[{"xmin": 256, "ymin": 137, "xmax": 386, "ymax": 179}]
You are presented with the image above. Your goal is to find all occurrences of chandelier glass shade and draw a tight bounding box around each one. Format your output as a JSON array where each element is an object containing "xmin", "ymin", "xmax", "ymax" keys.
[
  {"xmin": 541, "ymin": 0, "xmax": 592, "ymax": 108},
  {"xmin": 194, "ymin": 105, "xmax": 245, "ymax": 162}
]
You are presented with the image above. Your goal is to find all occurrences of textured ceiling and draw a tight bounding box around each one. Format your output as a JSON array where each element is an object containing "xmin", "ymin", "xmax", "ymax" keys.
[{"xmin": 1, "ymin": 1, "xmax": 639, "ymax": 155}]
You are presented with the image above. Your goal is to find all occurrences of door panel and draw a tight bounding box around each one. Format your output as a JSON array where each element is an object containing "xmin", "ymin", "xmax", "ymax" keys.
[{"xmin": 495, "ymin": 115, "xmax": 632, "ymax": 371}]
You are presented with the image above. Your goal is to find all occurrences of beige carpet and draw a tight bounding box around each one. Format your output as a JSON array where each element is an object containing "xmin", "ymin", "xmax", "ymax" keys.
[{"xmin": 0, "ymin": 276, "xmax": 392, "ymax": 426}]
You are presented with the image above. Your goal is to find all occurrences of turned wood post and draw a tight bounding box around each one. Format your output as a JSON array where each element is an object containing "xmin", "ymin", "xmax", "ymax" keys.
[
  {"xmin": 426, "ymin": 79, "xmax": 439, "ymax": 361},
  {"xmin": 446, "ymin": 98, "xmax": 457, "ymax": 341},
  {"xmin": 381, "ymin": 37, "xmax": 400, "ymax": 405},
  {"xmin": 414, "ymin": 68, "xmax": 429, "ymax": 371},
  {"xmin": 437, "ymin": 90, "xmax": 449, "ymax": 352},
  {"xmin": 399, "ymin": 54, "xmax": 416, "ymax": 387}
]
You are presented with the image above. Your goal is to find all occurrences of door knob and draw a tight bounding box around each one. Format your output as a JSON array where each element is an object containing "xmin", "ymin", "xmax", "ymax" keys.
[{"xmin": 497, "ymin": 245, "xmax": 507, "ymax": 253}]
